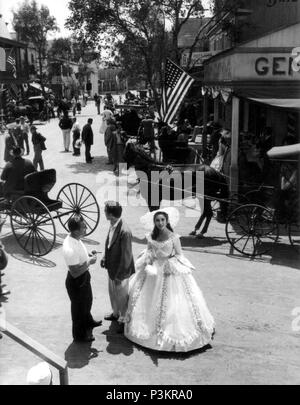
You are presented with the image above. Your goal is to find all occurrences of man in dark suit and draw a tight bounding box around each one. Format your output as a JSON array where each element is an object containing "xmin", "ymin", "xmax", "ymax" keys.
[
  {"xmin": 0, "ymin": 146, "xmax": 35, "ymax": 199},
  {"xmin": 101, "ymin": 201, "xmax": 135, "ymax": 333},
  {"xmin": 81, "ymin": 118, "xmax": 94, "ymax": 163}
]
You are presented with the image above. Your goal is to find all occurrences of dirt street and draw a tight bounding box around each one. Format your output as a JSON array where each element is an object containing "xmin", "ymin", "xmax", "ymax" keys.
[{"xmin": 0, "ymin": 101, "xmax": 299, "ymax": 385}]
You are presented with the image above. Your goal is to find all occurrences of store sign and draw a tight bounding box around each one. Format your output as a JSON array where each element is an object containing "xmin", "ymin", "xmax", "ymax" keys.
[
  {"xmin": 204, "ymin": 50, "xmax": 300, "ymax": 82},
  {"xmin": 181, "ymin": 51, "xmax": 219, "ymax": 67}
]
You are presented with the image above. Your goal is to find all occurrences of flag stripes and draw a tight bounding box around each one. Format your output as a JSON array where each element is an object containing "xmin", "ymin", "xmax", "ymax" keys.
[
  {"xmin": 9, "ymin": 83, "xmax": 21, "ymax": 100},
  {"xmin": 6, "ymin": 49, "xmax": 17, "ymax": 78},
  {"xmin": 160, "ymin": 58, "xmax": 195, "ymax": 126}
]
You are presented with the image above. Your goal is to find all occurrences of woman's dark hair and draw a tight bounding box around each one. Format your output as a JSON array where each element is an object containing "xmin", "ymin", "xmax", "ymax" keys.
[
  {"xmin": 68, "ymin": 215, "xmax": 84, "ymax": 233},
  {"xmin": 105, "ymin": 201, "xmax": 122, "ymax": 218},
  {"xmin": 151, "ymin": 211, "xmax": 174, "ymax": 240}
]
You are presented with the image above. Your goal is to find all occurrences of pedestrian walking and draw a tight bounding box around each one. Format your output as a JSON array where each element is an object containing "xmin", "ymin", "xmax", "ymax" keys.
[
  {"xmin": 112, "ymin": 125, "xmax": 125, "ymax": 176},
  {"xmin": 71, "ymin": 97, "xmax": 77, "ymax": 117},
  {"xmin": 3, "ymin": 125, "xmax": 18, "ymax": 163},
  {"xmin": 100, "ymin": 201, "xmax": 135, "ymax": 334},
  {"xmin": 48, "ymin": 98, "xmax": 55, "ymax": 119},
  {"xmin": 104, "ymin": 118, "xmax": 116, "ymax": 165},
  {"xmin": 57, "ymin": 97, "xmax": 69, "ymax": 118},
  {"xmin": 81, "ymin": 118, "xmax": 94, "ymax": 163},
  {"xmin": 94, "ymin": 93, "xmax": 101, "ymax": 115},
  {"xmin": 83, "ymin": 93, "xmax": 88, "ymax": 107},
  {"xmin": 72, "ymin": 118, "xmax": 81, "ymax": 156},
  {"xmin": 124, "ymin": 207, "xmax": 215, "ymax": 352},
  {"xmin": 63, "ymin": 216, "xmax": 102, "ymax": 343},
  {"xmin": 58, "ymin": 111, "xmax": 73, "ymax": 152},
  {"xmin": 19, "ymin": 116, "xmax": 30, "ymax": 155},
  {"xmin": 31, "ymin": 126, "xmax": 46, "ymax": 171},
  {"xmin": 99, "ymin": 108, "xmax": 114, "ymax": 134},
  {"xmin": 76, "ymin": 100, "xmax": 82, "ymax": 115}
]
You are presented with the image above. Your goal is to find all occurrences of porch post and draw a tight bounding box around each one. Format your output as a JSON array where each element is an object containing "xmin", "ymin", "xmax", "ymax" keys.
[
  {"xmin": 230, "ymin": 96, "xmax": 240, "ymax": 196},
  {"xmin": 243, "ymin": 100, "xmax": 249, "ymax": 132},
  {"xmin": 202, "ymin": 93, "xmax": 208, "ymax": 159},
  {"xmin": 214, "ymin": 98, "xmax": 219, "ymax": 122}
]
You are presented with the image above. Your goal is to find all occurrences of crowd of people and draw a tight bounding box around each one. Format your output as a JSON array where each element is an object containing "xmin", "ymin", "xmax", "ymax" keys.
[{"xmin": 0, "ymin": 92, "xmax": 298, "ymax": 381}]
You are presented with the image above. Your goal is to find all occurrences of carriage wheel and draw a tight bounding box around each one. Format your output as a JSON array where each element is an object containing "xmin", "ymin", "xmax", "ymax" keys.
[
  {"xmin": 212, "ymin": 193, "xmax": 249, "ymax": 219},
  {"xmin": 288, "ymin": 221, "xmax": 300, "ymax": 248},
  {"xmin": 0, "ymin": 210, "xmax": 8, "ymax": 229},
  {"xmin": 10, "ymin": 196, "xmax": 56, "ymax": 257},
  {"xmin": 225, "ymin": 204, "xmax": 279, "ymax": 257},
  {"xmin": 57, "ymin": 183, "xmax": 100, "ymax": 236}
]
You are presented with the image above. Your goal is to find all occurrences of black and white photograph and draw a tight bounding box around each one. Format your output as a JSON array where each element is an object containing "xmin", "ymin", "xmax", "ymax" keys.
[{"xmin": 0, "ymin": 0, "xmax": 299, "ymax": 388}]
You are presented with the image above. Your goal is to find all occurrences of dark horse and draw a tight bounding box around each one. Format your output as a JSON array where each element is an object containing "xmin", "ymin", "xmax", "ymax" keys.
[{"xmin": 124, "ymin": 141, "xmax": 229, "ymax": 237}]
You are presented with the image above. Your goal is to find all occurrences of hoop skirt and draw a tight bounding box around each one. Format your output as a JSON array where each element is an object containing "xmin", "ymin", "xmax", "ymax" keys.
[{"xmin": 124, "ymin": 234, "xmax": 215, "ymax": 352}]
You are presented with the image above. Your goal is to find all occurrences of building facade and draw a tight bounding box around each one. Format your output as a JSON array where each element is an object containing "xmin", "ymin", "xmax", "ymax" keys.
[
  {"xmin": 0, "ymin": 15, "xmax": 31, "ymax": 118},
  {"xmin": 201, "ymin": 1, "xmax": 300, "ymax": 194}
]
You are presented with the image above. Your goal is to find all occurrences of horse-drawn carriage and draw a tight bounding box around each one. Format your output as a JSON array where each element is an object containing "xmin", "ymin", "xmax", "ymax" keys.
[
  {"xmin": 0, "ymin": 169, "xmax": 100, "ymax": 257},
  {"xmin": 225, "ymin": 143, "xmax": 300, "ymax": 257},
  {"xmin": 124, "ymin": 140, "xmax": 300, "ymax": 258},
  {"xmin": 4, "ymin": 97, "xmax": 49, "ymax": 125},
  {"xmin": 27, "ymin": 96, "xmax": 49, "ymax": 121}
]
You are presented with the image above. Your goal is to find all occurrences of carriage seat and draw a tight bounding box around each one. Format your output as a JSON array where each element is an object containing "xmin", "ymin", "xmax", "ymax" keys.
[{"xmin": 24, "ymin": 169, "xmax": 62, "ymax": 212}]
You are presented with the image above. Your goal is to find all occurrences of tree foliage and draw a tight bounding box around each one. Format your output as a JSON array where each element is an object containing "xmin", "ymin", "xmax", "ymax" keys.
[
  {"xmin": 48, "ymin": 37, "xmax": 73, "ymax": 61},
  {"xmin": 12, "ymin": 0, "xmax": 59, "ymax": 94},
  {"xmin": 66, "ymin": 0, "xmax": 205, "ymax": 109}
]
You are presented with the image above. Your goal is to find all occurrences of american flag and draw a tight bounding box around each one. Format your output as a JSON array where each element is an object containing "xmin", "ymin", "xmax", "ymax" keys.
[
  {"xmin": 9, "ymin": 83, "xmax": 21, "ymax": 100},
  {"xmin": 160, "ymin": 58, "xmax": 195, "ymax": 126},
  {"xmin": 7, "ymin": 49, "xmax": 17, "ymax": 78}
]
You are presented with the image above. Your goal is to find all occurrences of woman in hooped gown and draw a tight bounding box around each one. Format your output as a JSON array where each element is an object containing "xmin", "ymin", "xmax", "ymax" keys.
[{"xmin": 124, "ymin": 207, "xmax": 215, "ymax": 352}]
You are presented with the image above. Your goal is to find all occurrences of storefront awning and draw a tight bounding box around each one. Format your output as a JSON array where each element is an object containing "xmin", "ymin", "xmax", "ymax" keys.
[
  {"xmin": 29, "ymin": 82, "xmax": 51, "ymax": 93},
  {"xmin": 267, "ymin": 144, "xmax": 300, "ymax": 159},
  {"xmin": 249, "ymin": 98, "xmax": 300, "ymax": 109}
]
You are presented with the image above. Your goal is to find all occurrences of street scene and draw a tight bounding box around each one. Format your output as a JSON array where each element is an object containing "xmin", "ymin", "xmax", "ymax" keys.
[{"xmin": 0, "ymin": 0, "xmax": 300, "ymax": 386}]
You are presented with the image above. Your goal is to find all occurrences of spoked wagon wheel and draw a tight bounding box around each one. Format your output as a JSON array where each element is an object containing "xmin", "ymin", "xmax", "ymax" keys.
[
  {"xmin": 212, "ymin": 193, "xmax": 249, "ymax": 219},
  {"xmin": 288, "ymin": 221, "xmax": 300, "ymax": 248},
  {"xmin": 57, "ymin": 183, "xmax": 100, "ymax": 236},
  {"xmin": 287, "ymin": 199, "xmax": 300, "ymax": 249},
  {"xmin": 10, "ymin": 196, "xmax": 56, "ymax": 257},
  {"xmin": 0, "ymin": 210, "xmax": 8, "ymax": 229},
  {"xmin": 225, "ymin": 204, "xmax": 279, "ymax": 257}
]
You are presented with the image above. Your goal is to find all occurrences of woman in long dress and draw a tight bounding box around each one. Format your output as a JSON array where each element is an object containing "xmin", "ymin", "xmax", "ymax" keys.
[
  {"xmin": 124, "ymin": 208, "xmax": 215, "ymax": 352},
  {"xmin": 100, "ymin": 109, "xmax": 114, "ymax": 134}
]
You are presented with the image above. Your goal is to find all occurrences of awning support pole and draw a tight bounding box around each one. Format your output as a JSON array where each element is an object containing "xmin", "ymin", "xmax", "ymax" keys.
[
  {"xmin": 202, "ymin": 94, "xmax": 208, "ymax": 159},
  {"xmin": 243, "ymin": 100, "xmax": 249, "ymax": 132},
  {"xmin": 230, "ymin": 96, "xmax": 239, "ymax": 196},
  {"xmin": 214, "ymin": 99, "xmax": 219, "ymax": 122}
]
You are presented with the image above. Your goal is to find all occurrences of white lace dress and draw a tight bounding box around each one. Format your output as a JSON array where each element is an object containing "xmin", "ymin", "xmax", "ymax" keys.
[{"xmin": 124, "ymin": 233, "xmax": 215, "ymax": 352}]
